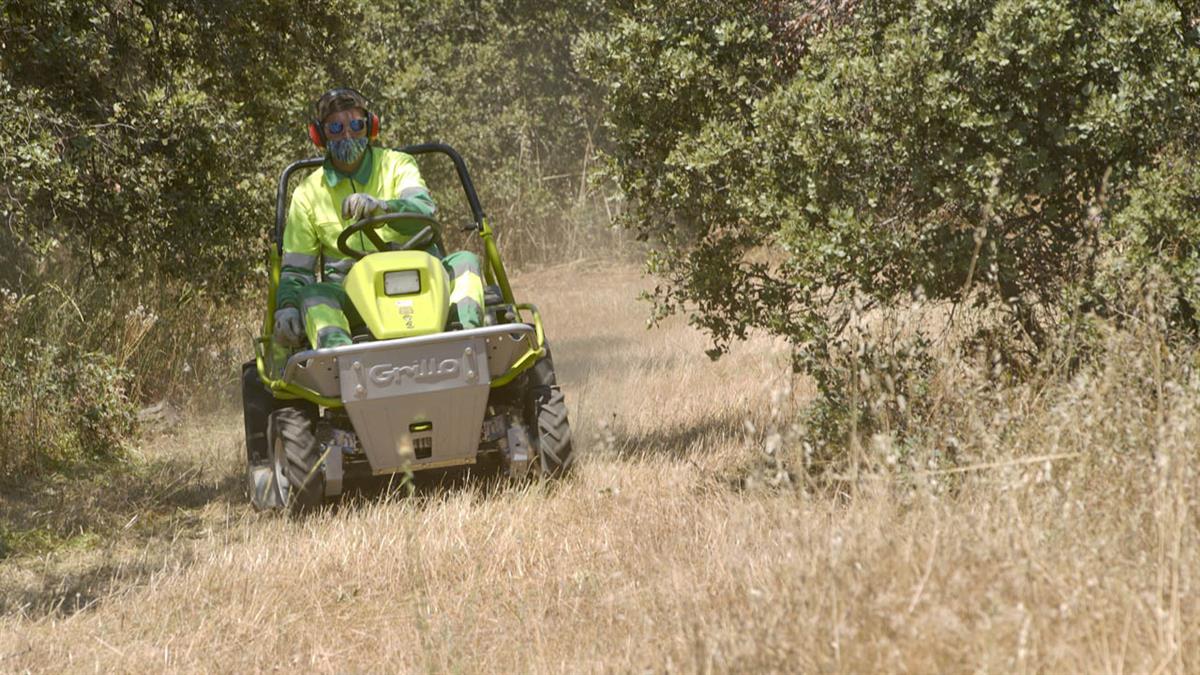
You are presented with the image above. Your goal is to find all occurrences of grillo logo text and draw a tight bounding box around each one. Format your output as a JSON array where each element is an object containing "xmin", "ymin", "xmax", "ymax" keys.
[{"xmin": 369, "ymin": 358, "xmax": 461, "ymax": 386}]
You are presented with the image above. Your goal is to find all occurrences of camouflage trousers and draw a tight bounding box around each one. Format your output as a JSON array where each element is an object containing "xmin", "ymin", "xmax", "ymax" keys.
[{"xmin": 295, "ymin": 251, "xmax": 485, "ymax": 349}]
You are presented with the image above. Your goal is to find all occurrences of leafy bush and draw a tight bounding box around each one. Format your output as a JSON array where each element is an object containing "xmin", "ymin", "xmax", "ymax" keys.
[
  {"xmin": 3, "ymin": 0, "xmax": 619, "ymax": 293},
  {"xmin": 0, "ymin": 327, "xmax": 136, "ymax": 478},
  {"xmin": 0, "ymin": 246, "xmax": 266, "ymax": 478},
  {"xmin": 352, "ymin": 0, "xmax": 623, "ymax": 265},
  {"xmin": 1094, "ymin": 152, "xmax": 1200, "ymax": 331},
  {"xmin": 583, "ymin": 0, "xmax": 1200, "ymax": 459},
  {"xmin": 0, "ymin": 0, "xmax": 359, "ymax": 294}
]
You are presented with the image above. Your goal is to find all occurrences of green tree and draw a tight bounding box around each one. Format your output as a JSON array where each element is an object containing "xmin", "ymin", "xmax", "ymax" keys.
[
  {"xmin": 350, "ymin": 0, "xmax": 616, "ymax": 262},
  {"xmin": 584, "ymin": 0, "xmax": 1200, "ymax": 352},
  {"xmin": 581, "ymin": 0, "xmax": 1200, "ymax": 453},
  {"xmin": 0, "ymin": 0, "xmax": 355, "ymax": 293}
]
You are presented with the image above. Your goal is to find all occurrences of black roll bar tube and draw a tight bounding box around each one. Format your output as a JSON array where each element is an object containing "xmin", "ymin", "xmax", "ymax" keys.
[{"xmin": 273, "ymin": 143, "xmax": 487, "ymax": 254}]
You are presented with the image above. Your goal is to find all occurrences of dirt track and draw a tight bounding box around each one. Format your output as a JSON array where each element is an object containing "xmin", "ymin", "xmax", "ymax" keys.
[{"xmin": 1, "ymin": 263, "xmax": 1196, "ymax": 672}]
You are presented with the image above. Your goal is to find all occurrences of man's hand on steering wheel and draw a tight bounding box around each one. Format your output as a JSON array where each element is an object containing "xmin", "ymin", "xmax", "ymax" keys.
[
  {"xmin": 336, "ymin": 211, "xmax": 441, "ymax": 260},
  {"xmin": 342, "ymin": 193, "xmax": 388, "ymax": 221}
]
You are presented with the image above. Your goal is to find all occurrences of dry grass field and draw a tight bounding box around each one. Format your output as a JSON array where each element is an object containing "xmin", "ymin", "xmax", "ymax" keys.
[{"xmin": 1, "ymin": 263, "xmax": 1197, "ymax": 673}]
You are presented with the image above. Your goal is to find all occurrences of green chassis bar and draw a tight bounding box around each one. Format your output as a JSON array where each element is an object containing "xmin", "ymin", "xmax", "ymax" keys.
[
  {"xmin": 479, "ymin": 217, "xmax": 518, "ymax": 309},
  {"xmin": 256, "ymin": 305, "xmax": 546, "ymax": 408}
]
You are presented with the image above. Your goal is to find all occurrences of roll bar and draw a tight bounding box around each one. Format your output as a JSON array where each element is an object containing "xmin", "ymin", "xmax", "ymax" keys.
[{"xmin": 273, "ymin": 143, "xmax": 487, "ymax": 254}]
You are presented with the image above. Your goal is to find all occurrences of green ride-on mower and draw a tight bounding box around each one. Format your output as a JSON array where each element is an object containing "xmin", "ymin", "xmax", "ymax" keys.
[{"xmin": 241, "ymin": 143, "xmax": 574, "ymax": 512}]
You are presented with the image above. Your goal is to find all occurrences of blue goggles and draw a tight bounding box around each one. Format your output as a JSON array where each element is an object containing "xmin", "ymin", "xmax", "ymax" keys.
[{"xmin": 325, "ymin": 118, "xmax": 367, "ymax": 135}]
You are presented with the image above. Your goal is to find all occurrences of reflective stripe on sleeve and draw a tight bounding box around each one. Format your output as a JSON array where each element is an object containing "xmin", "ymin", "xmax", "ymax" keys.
[{"xmin": 282, "ymin": 252, "xmax": 318, "ymax": 271}]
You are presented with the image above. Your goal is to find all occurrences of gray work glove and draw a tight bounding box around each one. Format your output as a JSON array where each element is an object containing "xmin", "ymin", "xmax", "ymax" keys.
[
  {"xmin": 274, "ymin": 307, "xmax": 305, "ymax": 346},
  {"xmin": 342, "ymin": 193, "xmax": 389, "ymax": 221}
]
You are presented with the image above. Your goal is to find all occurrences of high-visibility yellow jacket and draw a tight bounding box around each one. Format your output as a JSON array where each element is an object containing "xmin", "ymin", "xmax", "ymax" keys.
[{"xmin": 278, "ymin": 146, "xmax": 436, "ymax": 310}]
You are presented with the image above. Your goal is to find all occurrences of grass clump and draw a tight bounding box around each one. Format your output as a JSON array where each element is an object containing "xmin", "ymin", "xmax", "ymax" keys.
[
  {"xmin": 0, "ymin": 246, "xmax": 257, "ymax": 480},
  {"xmin": 0, "ymin": 525, "xmax": 101, "ymax": 561},
  {"xmin": 0, "ymin": 298, "xmax": 137, "ymax": 477},
  {"xmin": 766, "ymin": 269, "xmax": 1200, "ymax": 507}
]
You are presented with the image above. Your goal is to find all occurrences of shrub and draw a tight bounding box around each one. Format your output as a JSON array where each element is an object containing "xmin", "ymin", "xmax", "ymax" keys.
[
  {"xmin": 0, "ymin": 332, "xmax": 136, "ymax": 478},
  {"xmin": 583, "ymin": 0, "xmax": 1200, "ymax": 460},
  {"xmin": 1093, "ymin": 152, "xmax": 1200, "ymax": 332}
]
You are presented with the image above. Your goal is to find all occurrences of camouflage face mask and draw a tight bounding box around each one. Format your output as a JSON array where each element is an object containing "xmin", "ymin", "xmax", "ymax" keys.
[{"xmin": 329, "ymin": 136, "xmax": 368, "ymax": 165}]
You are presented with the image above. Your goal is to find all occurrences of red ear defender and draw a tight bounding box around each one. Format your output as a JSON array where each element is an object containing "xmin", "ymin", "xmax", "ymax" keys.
[
  {"xmin": 308, "ymin": 120, "xmax": 325, "ymax": 149},
  {"xmin": 369, "ymin": 112, "xmax": 381, "ymax": 140}
]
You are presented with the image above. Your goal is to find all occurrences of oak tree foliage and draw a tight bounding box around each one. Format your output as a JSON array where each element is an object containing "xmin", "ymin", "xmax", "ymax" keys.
[{"xmin": 581, "ymin": 0, "xmax": 1199, "ymax": 450}]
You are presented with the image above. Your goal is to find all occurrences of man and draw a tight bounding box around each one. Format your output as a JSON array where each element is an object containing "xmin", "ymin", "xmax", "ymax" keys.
[{"xmin": 274, "ymin": 87, "xmax": 485, "ymax": 349}]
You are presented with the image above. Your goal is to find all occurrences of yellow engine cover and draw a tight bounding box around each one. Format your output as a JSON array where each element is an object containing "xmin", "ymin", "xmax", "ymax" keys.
[{"xmin": 343, "ymin": 251, "xmax": 451, "ymax": 339}]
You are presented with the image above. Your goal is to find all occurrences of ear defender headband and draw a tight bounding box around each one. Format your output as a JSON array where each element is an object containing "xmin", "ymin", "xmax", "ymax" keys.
[{"xmin": 307, "ymin": 87, "xmax": 381, "ymax": 149}]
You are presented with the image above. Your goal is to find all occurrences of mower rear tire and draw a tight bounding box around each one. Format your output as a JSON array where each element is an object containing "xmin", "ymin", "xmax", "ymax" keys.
[
  {"xmin": 267, "ymin": 403, "xmax": 324, "ymax": 513},
  {"xmin": 243, "ymin": 363, "xmax": 283, "ymax": 510},
  {"xmin": 241, "ymin": 362, "xmax": 275, "ymax": 465}
]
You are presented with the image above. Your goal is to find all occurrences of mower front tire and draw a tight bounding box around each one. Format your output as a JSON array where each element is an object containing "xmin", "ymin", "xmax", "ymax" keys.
[
  {"xmin": 266, "ymin": 403, "xmax": 325, "ymax": 513},
  {"xmin": 527, "ymin": 350, "xmax": 575, "ymax": 476}
]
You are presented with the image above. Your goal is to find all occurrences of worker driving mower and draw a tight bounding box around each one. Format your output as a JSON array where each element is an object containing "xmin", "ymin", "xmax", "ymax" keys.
[{"xmin": 240, "ymin": 88, "xmax": 573, "ymax": 512}]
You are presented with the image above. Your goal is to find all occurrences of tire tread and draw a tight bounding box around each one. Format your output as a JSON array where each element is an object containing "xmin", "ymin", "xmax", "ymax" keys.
[
  {"xmin": 270, "ymin": 405, "xmax": 323, "ymax": 512},
  {"xmin": 534, "ymin": 386, "xmax": 574, "ymax": 475}
]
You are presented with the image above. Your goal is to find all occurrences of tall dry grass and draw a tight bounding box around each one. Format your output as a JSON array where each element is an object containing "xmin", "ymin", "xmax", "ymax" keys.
[
  {"xmin": 0, "ymin": 252, "xmax": 261, "ymax": 477},
  {"xmin": 0, "ymin": 263, "xmax": 1195, "ymax": 672}
]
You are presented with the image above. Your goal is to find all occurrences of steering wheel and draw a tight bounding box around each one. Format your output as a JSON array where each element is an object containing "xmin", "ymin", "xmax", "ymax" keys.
[{"xmin": 336, "ymin": 211, "xmax": 442, "ymax": 260}]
